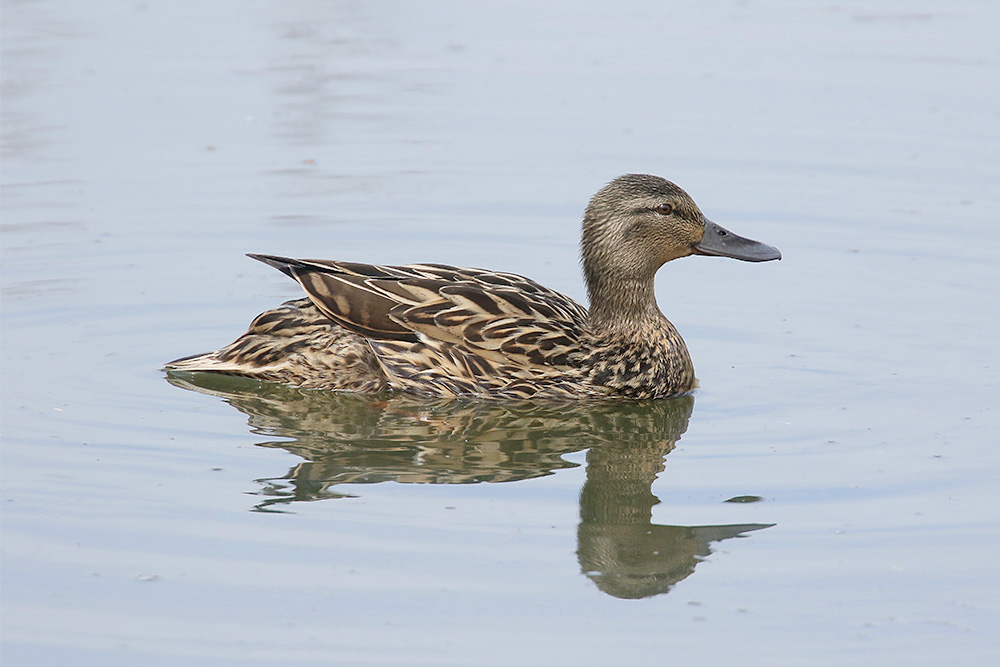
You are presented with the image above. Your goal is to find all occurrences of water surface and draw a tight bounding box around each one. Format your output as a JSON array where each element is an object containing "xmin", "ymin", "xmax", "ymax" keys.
[{"xmin": 3, "ymin": 1, "xmax": 998, "ymax": 665}]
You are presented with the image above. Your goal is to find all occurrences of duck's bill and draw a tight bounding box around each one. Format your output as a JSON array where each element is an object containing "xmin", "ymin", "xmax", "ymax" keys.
[{"xmin": 694, "ymin": 219, "xmax": 782, "ymax": 262}]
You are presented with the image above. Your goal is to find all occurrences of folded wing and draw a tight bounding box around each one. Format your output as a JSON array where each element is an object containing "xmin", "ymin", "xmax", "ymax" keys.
[{"xmin": 248, "ymin": 254, "xmax": 589, "ymax": 394}]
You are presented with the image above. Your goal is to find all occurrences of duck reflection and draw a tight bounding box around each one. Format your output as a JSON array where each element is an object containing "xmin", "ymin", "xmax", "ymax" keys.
[{"xmin": 167, "ymin": 372, "xmax": 772, "ymax": 598}]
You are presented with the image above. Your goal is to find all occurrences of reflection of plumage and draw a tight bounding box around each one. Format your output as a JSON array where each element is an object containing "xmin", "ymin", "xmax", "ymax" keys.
[
  {"xmin": 164, "ymin": 373, "xmax": 694, "ymax": 490},
  {"xmin": 168, "ymin": 373, "xmax": 773, "ymax": 598},
  {"xmin": 166, "ymin": 174, "xmax": 780, "ymax": 399}
]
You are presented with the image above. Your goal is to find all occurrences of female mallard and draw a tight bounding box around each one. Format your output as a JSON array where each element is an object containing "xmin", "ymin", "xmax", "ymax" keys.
[{"xmin": 166, "ymin": 174, "xmax": 780, "ymax": 399}]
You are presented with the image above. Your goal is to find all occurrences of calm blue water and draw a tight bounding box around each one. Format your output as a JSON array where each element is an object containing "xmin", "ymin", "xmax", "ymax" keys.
[{"xmin": 3, "ymin": 1, "xmax": 998, "ymax": 665}]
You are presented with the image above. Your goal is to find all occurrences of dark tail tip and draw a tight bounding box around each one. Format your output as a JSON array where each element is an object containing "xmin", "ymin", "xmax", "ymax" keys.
[{"xmin": 247, "ymin": 253, "xmax": 299, "ymax": 278}]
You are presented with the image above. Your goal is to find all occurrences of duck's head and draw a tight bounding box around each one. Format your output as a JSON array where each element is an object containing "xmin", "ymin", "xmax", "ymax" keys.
[{"xmin": 581, "ymin": 175, "xmax": 781, "ymax": 287}]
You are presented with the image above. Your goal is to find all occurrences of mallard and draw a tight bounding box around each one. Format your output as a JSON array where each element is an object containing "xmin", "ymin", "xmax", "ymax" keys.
[{"xmin": 165, "ymin": 174, "xmax": 780, "ymax": 399}]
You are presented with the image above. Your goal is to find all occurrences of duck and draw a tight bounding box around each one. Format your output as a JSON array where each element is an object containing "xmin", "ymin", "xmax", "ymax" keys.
[{"xmin": 165, "ymin": 174, "xmax": 780, "ymax": 400}]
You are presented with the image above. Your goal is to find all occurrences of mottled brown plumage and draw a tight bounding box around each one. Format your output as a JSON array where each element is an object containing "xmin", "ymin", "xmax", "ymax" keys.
[{"xmin": 165, "ymin": 174, "xmax": 780, "ymax": 399}]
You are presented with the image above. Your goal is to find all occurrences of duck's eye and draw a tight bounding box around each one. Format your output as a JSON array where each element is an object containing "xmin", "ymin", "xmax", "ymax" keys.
[{"xmin": 655, "ymin": 203, "xmax": 674, "ymax": 215}]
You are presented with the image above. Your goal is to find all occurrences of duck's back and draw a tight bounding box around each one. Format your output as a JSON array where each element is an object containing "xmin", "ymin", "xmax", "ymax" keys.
[{"xmin": 167, "ymin": 257, "xmax": 595, "ymax": 398}]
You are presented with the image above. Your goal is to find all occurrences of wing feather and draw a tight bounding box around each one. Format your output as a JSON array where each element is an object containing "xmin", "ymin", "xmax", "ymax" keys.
[{"xmin": 248, "ymin": 254, "xmax": 590, "ymax": 388}]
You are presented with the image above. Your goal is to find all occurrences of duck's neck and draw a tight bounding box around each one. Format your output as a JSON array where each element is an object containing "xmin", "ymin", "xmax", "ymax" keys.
[{"xmin": 585, "ymin": 271, "xmax": 663, "ymax": 334}]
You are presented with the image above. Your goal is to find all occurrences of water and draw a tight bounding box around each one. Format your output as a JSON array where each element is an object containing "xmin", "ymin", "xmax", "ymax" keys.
[{"xmin": 3, "ymin": 1, "xmax": 998, "ymax": 665}]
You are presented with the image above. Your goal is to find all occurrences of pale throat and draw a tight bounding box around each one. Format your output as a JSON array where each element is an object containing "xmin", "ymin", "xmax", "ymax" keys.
[{"xmin": 584, "ymin": 271, "xmax": 665, "ymax": 333}]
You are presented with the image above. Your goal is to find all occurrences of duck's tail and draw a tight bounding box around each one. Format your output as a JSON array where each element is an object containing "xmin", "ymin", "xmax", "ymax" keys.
[{"xmin": 163, "ymin": 350, "xmax": 269, "ymax": 375}]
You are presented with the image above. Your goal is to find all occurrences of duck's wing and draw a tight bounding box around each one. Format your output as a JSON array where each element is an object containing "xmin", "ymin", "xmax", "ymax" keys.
[{"xmin": 248, "ymin": 254, "xmax": 589, "ymax": 372}]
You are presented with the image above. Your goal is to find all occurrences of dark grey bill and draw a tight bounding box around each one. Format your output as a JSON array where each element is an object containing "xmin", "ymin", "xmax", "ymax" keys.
[{"xmin": 693, "ymin": 219, "xmax": 782, "ymax": 262}]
